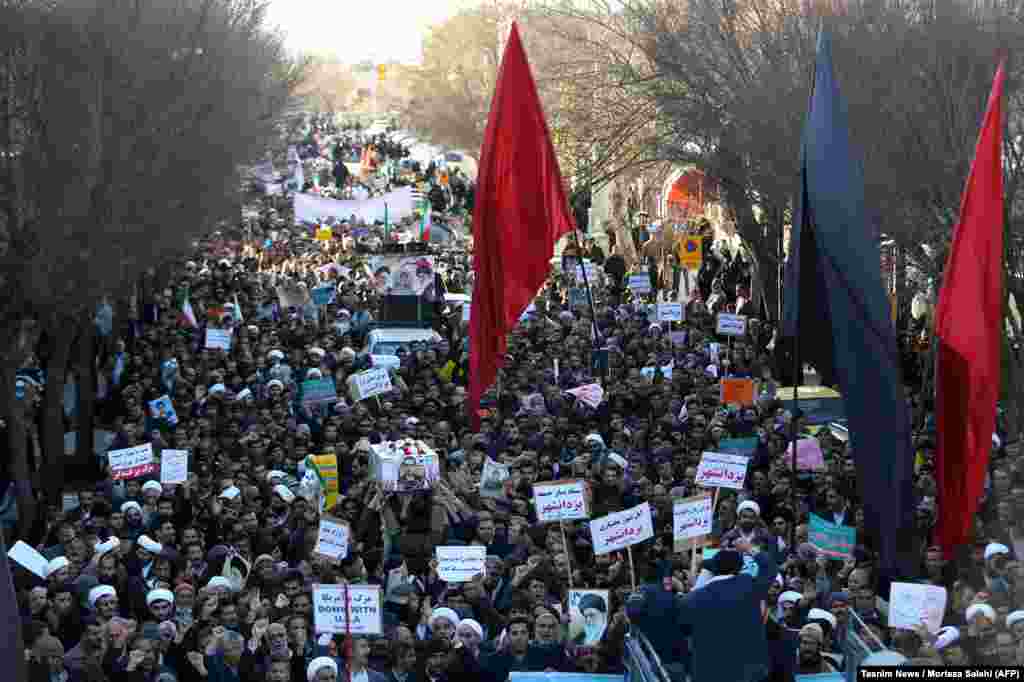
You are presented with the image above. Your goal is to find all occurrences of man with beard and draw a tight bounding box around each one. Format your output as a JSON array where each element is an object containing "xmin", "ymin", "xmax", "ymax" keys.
[
  {"xmin": 422, "ymin": 638, "xmax": 451, "ymax": 682},
  {"xmin": 795, "ymin": 624, "xmax": 838, "ymax": 675},
  {"xmin": 720, "ymin": 501, "xmax": 778, "ymax": 560}
]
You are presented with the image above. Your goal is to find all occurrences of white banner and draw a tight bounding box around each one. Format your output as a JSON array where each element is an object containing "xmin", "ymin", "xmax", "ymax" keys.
[
  {"xmin": 347, "ymin": 368, "xmax": 393, "ymax": 402},
  {"xmin": 160, "ymin": 449, "xmax": 189, "ymax": 485},
  {"xmin": 533, "ymin": 480, "xmax": 589, "ymax": 522},
  {"xmin": 673, "ymin": 494, "xmax": 713, "ymax": 552},
  {"xmin": 658, "ymin": 303, "xmax": 683, "ymax": 322},
  {"xmin": 107, "ymin": 443, "xmax": 156, "ymax": 480},
  {"xmin": 589, "ymin": 502, "xmax": 655, "ymax": 555},
  {"xmin": 435, "ymin": 545, "xmax": 486, "ymax": 583},
  {"xmin": 293, "ymin": 186, "xmax": 415, "ymax": 225},
  {"xmin": 313, "ymin": 584, "xmax": 382, "ymax": 635},
  {"xmin": 204, "ymin": 328, "xmax": 233, "ymax": 351},
  {"xmin": 694, "ymin": 451, "xmax": 749, "ymax": 490},
  {"xmin": 716, "ymin": 313, "xmax": 747, "ymax": 337},
  {"xmin": 314, "ymin": 516, "xmax": 350, "ymax": 560}
]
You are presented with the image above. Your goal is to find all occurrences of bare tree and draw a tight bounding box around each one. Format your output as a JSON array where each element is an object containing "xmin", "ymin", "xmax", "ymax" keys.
[{"xmin": 0, "ymin": 0, "xmax": 305, "ymax": 510}]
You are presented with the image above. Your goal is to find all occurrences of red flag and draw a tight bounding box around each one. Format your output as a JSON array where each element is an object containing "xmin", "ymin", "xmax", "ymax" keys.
[
  {"xmin": 467, "ymin": 23, "xmax": 575, "ymax": 429},
  {"xmin": 934, "ymin": 61, "xmax": 1005, "ymax": 559}
]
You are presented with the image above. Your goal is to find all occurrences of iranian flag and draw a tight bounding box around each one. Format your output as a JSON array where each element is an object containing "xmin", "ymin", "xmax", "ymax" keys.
[{"xmin": 180, "ymin": 291, "xmax": 198, "ymax": 328}]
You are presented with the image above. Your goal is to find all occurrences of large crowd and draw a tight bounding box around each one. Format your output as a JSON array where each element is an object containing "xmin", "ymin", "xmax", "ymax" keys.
[{"xmin": 4, "ymin": 123, "xmax": 1020, "ymax": 682}]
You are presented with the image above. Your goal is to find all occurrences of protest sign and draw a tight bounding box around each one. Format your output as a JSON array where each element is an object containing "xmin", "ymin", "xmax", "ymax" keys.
[
  {"xmin": 566, "ymin": 383, "xmax": 604, "ymax": 409},
  {"xmin": 107, "ymin": 443, "xmax": 156, "ymax": 480},
  {"xmin": 435, "ymin": 545, "xmax": 486, "ymax": 583},
  {"xmin": 785, "ymin": 438, "xmax": 827, "ymax": 471},
  {"xmin": 313, "ymin": 584, "xmax": 382, "ymax": 635},
  {"xmin": 147, "ymin": 395, "xmax": 178, "ymax": 426},
  {"xmin": 715, "ymin": 313, "xmax": 747, "ymax": 337},
  {"xmin": 370, "ymin": 355, "xmax": 401, "ymax": 371},
  {"xmin": 309, "ymin": 454, "xmax": 340, "ymax": 512},
  {"xmin": 479, "ymin": 457, "xmax": 511, "ymax": 499},
  {"xmin": 640, "ymin": 364, "xmax": 674, "ymax": 381},
  {"xmin": 311, "ymin": 285, "xmax": 335, "ymax": 306},
  {"xmin": 160, "ymin": 450, "xmax": 189, "ymax": 485},
  {"xmin": 510, "ymin": 674, "xmax": 621, "ymax": 682},
  {"xmin": 204, "ymin": 328, "xmax": 233, "ymax": 351},
  {"xmin": 694, "ymin": 451, "xmax": 749, "ymax": 490},
  {"xmin": 462, "ymin": 303, "xmax": 471, "ymax": 323},
  {"xmin": 370, "ymin": 440, "xmax": 440, "ymax": 493},
  {"xmin": 62, "ymin": 493, "xmax": 80, "ymax": 513},
  {"xmin": 627, "ymin": 273, "xmax": 651, "ymax": 294},
  {"xmin": 657, "ymin": 303, "xmax": 683, "ymax": 322},
  {"xmin": 589, "ymin": 502, "xmax": 655, "ymax": 555},
  {"xmin": 718, "ymin": 438, "xmax": 759, "ymax": 456},
  {"xmin": 347, "ymin": 368, "xmax": 393, "ymax": 402},
  {"xmin": 8, "ymin": 541, "xmax": 48, "ymax": 578},
  {"xmin": 315, "ymin": 226, "xmax": 333, "ymax": 242},
  {"xmin": 388, "ymin": 256, "xmax": 435, "ymax": 296},
  {"xmin": 573, "ymin": 260, "xmax": 600, "ymax": 283},
  {"xmin": 673, "ymin": 494, "xmax": 713, "ymax": 552},
  {"xmin": 313, "ymin": 515, "xmax": 350, "ymax": 561},
  {"xmin": 720, "ymin": 378, "xmax": 756, "ymax": 406},
  {"xmin": 533, "ymin": 480, "xmax": 589, "ymax": 523},
  {"xmin": 568, "ymin": 590, "xmax": 610, "ymax": 646},
  {"xmin": 302, "ymin": 378, "xmax": 338, "ymax": 407},
  {"xmin": 888, "ymin": 582, "xmax": 947, "ymax": 634},
  {"xmin": 808, "ymin": 513, "xmax": 856, "ymax": 559}
]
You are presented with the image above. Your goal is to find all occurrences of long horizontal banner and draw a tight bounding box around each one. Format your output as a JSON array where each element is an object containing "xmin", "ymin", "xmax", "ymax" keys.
[{"xmin": 293, "ymin": 186, "xmax": 415, "ymax": 225}]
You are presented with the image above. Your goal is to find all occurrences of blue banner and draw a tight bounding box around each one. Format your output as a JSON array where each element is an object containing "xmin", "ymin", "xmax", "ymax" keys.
[
  {"xmin": 719, "ymin": 437, "xmax": 758, "ymax": 456},
  {"xmin": 301, "ymin": 378, "xmax": 337, "ymax": 407},
  {"xmin": 507, "ymin": 671, "xmax": 618, "ymax": 675},
  {"xmin": 808, "ymin": 512, "xmax": 856, "ymax": 559}
]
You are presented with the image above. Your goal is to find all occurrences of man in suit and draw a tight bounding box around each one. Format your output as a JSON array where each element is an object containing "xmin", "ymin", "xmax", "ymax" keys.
[{"xmin": 629, "ymin": 539, "xmax": 777, "ymax": 682}]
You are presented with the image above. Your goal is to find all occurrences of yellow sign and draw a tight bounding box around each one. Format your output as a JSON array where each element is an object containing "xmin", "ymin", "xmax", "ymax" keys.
[
  {"xmin": 679, "ymin": 236, "xmax": 704, "ymax": 270},
  {"xmin": 377, "ymin": 64, "xmax": 387, "ymax": 81},
  {"xmin": 315, "ymin": 226, "xmax": 332, "ymax": 242},
  {"xmin": 310, "ymin": 454, "xmax": 340, "ymax": 512}
]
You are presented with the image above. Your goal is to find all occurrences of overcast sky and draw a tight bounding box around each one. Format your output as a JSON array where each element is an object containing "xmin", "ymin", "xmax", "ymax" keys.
[{"xmin": 265, "ymin": 0, "xmax": 472, "ymax": 64}]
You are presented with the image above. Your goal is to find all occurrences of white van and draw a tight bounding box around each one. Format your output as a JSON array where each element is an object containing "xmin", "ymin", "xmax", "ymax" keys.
[{"xmin": 362, "ymin": 327, "xmax": 442, "ymax": 356}]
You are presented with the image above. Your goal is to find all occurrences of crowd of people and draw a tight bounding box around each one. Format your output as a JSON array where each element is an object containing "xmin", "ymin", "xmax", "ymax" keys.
[{"xmin": 4, "ymin": 129, "xmax": 1020, "ymax": 682}]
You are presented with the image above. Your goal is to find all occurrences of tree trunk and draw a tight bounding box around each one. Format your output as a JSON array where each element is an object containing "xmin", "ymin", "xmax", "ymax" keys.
[
  {"xmin": 41, "ymin": 315, "xmax": 73, "ymax": 504},
  {"xmin": 75, "ymin": 311, "xmax": 96, "ymax": 470},
  {"xmin": 1, "ymin": 322, "xmax": 38, "ymax": 539}
]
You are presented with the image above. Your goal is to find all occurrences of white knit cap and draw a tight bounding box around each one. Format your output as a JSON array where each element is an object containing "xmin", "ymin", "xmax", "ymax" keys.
[
  {"xmin": 146, "ymin": 588, "xmax": 174, "ymax": 607},
  {"xmin": 935, "ymin": 626, "xmax": 960, "ymax": 651},
  {"xmin": 88, "ymin": 585, "xmax": 116, "ymax": 608},
  {"xmin": 778, "ymin": 591, "xmax": 802, "ymax": 607},
  {"xmin": 807, "ymin": 608, "xmax": 837, "ymax": 630},
  {"xmin": 121, "ymin": 501, "xmax": 142, "ymax": 515},
  {"xmin": 307, "ymin": 657, "xmax": 338, "ymax": 682},
  {"xmin": 457, "ymin": 618, "xmax": 484, "ymax": 640},
  {"xmin": 207, "ymin": 576, "xmax": 232, "ymax": 591},
  {"xmin": 273, "ymin": 484, "xmax": 296, "ymax": 504},
  {"xmin": 267, "ymin": 379, "xmax": 285, "ymax": 391},
  {"xmin": 966, "ymin": 603, "xmax": 996, "ymax": 623},
  {"xmin": 737, "ymin": 500, "xmax": 761, "ymax": 516},
  {"xmin": 1007, "ymin": 611, "xmax": 1024, "ymax": 629},
  {"xmin": 984, "ymin": 543, "xmax": 1010, "ymax": 561},
  {"xmin": 267, "ymin": 470, "xmax": 287, "ymax": 483},
  {"xmin": 219, "ymin": 486, "xmax": 241, "ymax": 500},
  {"xmin": 430, "ymin": 607, "xmax": 460, "ymax": 628},
  {"xmin": 45, "ymin": 556, "xmax": 69, "ymax": 578},
  {"xmin": 137, "ymin": 535, "xmax": 163, "ymax": 554},
  {"xmin": 142, "ymin": 480, "xmax": 163, "ymax": 495}
]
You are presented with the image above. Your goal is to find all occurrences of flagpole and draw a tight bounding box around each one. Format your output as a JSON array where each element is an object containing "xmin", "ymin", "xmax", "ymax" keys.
[
  {"xmin": 788, "ymin": 16, "xmax": 822, "ymax": 553},
  {"xmin": 573, "ymin": 229, "xmax": 605, "ymax": 379}
]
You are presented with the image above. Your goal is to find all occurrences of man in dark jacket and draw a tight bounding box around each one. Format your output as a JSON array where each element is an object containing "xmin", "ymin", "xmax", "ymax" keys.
[{"xmin": 632, "ymin": 539, "xmax": 777, "ymax": 682}]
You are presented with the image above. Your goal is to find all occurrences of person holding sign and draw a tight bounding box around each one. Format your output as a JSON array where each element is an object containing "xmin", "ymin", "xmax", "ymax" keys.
[{"xmin": 628, "ymin": 539, "xmax": 777, "ymax": 682}]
